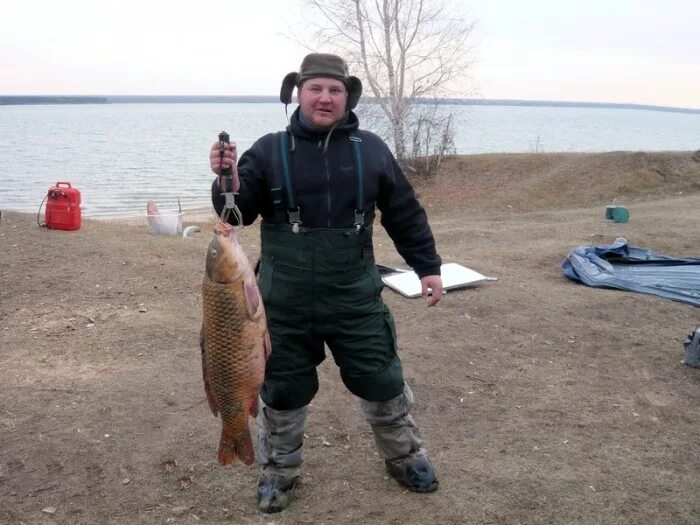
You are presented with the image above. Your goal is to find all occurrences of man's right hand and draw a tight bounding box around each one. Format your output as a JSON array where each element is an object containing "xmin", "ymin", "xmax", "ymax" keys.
[{"xmin": 210, "ymin": 140, "xmax": 240, "ymax": 192}]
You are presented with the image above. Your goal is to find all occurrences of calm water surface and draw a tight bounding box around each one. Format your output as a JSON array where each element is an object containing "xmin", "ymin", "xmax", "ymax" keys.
[{"xmin": 1, "ymin": 103, "xmax": 698, "ymax": 218}]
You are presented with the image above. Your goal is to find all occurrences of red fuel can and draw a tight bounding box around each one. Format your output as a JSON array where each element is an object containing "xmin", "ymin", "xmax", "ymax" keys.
[{"xmin": 45, "ymin": 181, "xmax": 82, "ymax": 231}]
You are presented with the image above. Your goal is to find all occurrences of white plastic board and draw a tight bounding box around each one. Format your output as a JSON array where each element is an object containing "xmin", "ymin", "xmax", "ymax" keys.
[{"xmin": 381, "ymin": 263, "xmax": 496, "ymax": 298}]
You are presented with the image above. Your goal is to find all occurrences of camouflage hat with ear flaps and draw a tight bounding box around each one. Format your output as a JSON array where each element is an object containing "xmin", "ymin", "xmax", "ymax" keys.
[{"xmin": 280, "ymin": 53, "xmax": 363, "ymax": 110}]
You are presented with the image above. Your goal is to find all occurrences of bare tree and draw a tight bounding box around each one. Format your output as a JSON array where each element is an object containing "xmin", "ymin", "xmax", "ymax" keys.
[{"xmin": 301, "ymin": 0, "xmax": 474, "ymax": 174}]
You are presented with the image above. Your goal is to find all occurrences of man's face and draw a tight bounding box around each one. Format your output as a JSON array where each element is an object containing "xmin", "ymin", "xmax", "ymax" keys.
[{"xmin": 298, "ymin": 78, "xmax": 348, "ymax": 130}]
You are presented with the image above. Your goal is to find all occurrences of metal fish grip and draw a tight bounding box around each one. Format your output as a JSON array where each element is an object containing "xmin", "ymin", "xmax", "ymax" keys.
[{"xmin": 220, "ymin": 194, "xmax": 243, "ymax": 225}]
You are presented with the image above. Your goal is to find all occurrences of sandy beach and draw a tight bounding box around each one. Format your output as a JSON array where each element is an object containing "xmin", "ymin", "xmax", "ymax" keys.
[{"xmin": 1, "ymin": 151, "xmax": 699, "ymax": 524}]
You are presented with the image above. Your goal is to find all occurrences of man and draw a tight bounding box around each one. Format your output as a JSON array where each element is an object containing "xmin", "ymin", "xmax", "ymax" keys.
[{"xmin": 209, "ymin": 53, "xmax": 443, "ymax": 514}]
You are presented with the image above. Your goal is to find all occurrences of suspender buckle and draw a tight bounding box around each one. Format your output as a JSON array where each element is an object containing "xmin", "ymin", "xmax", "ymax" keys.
[
  {"xmin": 270, "ymin": 187, "xmax": 283, "ymax": 207},
  {"xmin": 270, "ymin": 187, "xmax": 286, "ymax": 223},
  {"xmin": 288, "ymin": 207, "xmax": 302, "ymax": 234},
  {"xmin": 354, "ymin": 210, "xmax": 365, "ymax": 233}
]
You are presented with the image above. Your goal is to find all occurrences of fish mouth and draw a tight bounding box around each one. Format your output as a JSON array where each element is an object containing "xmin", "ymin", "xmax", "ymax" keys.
[
  {"xmin": 214, "ymin": 221, "xmax": 235, "ymax": 238},
  {"xmin": 207, "ymin": 221, "xmax": 245, "ymax": 283}
]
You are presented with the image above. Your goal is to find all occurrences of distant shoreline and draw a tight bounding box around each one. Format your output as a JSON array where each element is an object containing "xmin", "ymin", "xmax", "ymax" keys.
[{"xmin": 1, "ymin": 95, "xmax": 698, "ymax": 115}]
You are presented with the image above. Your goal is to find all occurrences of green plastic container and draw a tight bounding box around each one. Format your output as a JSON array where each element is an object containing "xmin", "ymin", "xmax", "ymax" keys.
[{"xmin": 605, "ymin": 206, "xmax": 629, "ymax": 223}]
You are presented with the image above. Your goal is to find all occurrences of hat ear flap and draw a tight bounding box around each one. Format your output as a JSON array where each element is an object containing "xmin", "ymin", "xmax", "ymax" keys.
[
  {"xmin": 345, "ymin": 76, "xmax": 363, "ymax": 110},
  {"xmin": 280, "ymin": 72, "xmax": 299, "ymax": 104}
]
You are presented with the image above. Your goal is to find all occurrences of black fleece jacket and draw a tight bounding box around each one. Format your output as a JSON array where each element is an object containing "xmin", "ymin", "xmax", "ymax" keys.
[{"xmin": 212, "ymin": 109, "xmax": 441, "ymax": 278}]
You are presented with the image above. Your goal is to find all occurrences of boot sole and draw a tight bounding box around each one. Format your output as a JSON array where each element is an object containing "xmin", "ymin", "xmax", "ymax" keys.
[
  {"xmin": 258, "ymin": 478, "xmax": 300, "ymax": 513},
  {"xmin": 395, "ymin": 479, "xmax": 439, "ymax": 493}
]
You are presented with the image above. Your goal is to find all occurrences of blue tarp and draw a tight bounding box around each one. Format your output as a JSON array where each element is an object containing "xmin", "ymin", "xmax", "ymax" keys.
[{"xmin": 562, "ymin": 237, "xmax": 700, "ymax": 307}]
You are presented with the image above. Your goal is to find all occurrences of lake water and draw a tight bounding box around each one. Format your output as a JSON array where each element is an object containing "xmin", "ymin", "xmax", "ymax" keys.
[{"xmin": 1, "ymin": 103, "xmax": 698, "ymax": 218}]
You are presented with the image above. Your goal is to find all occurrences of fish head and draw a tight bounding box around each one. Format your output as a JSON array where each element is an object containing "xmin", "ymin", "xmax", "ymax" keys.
[
  {"xmin": 205, "ymin": 222, "xmax": 245, "ymax": 283},
  {"xmin": 146, "ymin": 200, "xmax": 159, "ymax": 215}
]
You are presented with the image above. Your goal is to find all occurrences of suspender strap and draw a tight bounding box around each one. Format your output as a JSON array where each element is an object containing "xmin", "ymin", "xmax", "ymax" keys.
[
  {"xmin": 273, "ymin": 130, "xmax": 365, "ymax": 233},
  {"xmin": 278, "ymin": 131, "xmax": 302, "ymax": 232},
  {"xmin": 278, "ymin": 132, "xmax": 295, "ymax": 209},
  {"xmin": 270, "ymin": 132, "xmax": 286, "ymax": 223},
  {"xmin": 350, "ymin": 133, "xmax": 365, "ymax": 232}
]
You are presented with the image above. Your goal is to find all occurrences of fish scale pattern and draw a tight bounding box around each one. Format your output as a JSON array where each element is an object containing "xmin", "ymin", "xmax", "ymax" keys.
[{"xmin": 202, "ymin": 278, "xmax": 257, "ymax": 439}]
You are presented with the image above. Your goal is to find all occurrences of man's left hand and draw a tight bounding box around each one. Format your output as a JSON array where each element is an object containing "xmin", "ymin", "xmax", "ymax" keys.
[{"xmin": 420, "ymin": 275, "xmax": 443, "ymax": 307}]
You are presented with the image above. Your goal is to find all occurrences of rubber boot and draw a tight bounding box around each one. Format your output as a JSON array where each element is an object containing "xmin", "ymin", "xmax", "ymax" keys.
[
  {"xmin": 361, "ymin": 383, "xmax": 438, "ymax": 493},
  {"xmin": 384, "ymin": 455, "xmax": 438, "ymax": 493},
  {"xmin": 256, "ymin": 397, "xmax": 307, "ymax": 513},
  {"xmin": 257, "ymin": 473, "xmax": 300, "ymax": 514}
]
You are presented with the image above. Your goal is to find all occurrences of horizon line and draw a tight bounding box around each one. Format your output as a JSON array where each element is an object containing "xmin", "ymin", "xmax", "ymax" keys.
[{"xmin": 0, "ymin": 95, "xmax": 698, "ymax": 114}]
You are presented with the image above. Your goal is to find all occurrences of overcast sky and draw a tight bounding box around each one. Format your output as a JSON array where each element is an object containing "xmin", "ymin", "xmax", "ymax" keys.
[{"xmin": 1, "ymin": 0, "xmax": 698, "ymax": 109}]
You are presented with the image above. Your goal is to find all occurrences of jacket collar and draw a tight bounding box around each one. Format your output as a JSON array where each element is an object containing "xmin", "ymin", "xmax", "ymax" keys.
[{"xmin": 289, "ymin": 107, "xmax": 359, "ymax": 141}]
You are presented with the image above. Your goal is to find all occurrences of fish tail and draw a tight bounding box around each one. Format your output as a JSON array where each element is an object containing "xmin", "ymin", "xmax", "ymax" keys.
[{"xmin": 217, "ymin": 426, "xmax": 256, "ymax": 466}]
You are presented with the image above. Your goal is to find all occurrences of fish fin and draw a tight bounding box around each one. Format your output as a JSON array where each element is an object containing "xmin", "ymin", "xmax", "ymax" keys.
[
  {"xmin": 263, "ymin": 331, "xmax": 272, "ymax": 360},
  {"xmin": 249, "ymin": 393, "xmax": 259, "ymax": 418},
  {"xmin": 235, "ymin": 428, "xmax": 257, "ymax": 465},
  {"xmin": 244, "ymin": 280, "xmax": 261, "ymax": 317},
  {"xmin": 200, "ymin": 325, "xmax": 218, "ymax": 416},
  {"xmin": 218, "ymin": 427, "xmax": 256, "ymax": 466}
]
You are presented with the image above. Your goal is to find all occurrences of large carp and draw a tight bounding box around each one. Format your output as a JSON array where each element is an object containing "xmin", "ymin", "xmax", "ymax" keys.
[{"xmin": 200, "ymin": 221, "xmax": 271, "ymax": 466}]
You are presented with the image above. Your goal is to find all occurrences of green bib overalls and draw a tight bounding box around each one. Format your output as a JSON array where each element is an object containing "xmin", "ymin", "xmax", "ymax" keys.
[
  {"xmin": 258, "ymin": 222, "xmax": 405, "ymax": 410},
  {"xmin": 256, "ymin": 130, "xmax": 406, "ymax": 410}
]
